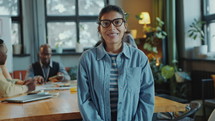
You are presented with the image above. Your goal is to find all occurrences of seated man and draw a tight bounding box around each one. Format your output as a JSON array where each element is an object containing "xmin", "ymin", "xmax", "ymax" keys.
[
  {"xmin": 25, "ymin": 44, "xmax": 70, "ymax": 83},
  {"xmin": 0, "ymin": 39, "xmax": 36, "ymax": 97}
]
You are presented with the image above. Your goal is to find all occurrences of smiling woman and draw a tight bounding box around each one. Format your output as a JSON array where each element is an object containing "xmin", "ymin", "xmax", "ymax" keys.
[{"xmin": 77, "ymin": 5, "xmax": 154, "ymax": 121}]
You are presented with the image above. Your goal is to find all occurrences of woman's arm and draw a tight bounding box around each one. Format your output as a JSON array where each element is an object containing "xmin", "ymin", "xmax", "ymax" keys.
[
  {"xmin": 0, "ymin": 65, "xmax": 12, "ymax": 80},
  {"xmin": 0, "ymin": 77, "xmax": 28, "ymax": 97},
  {"xmin": 77, "ymin": 56, "xmax": 104, "ymax": 121},
  {"xmin": 0, "ymin": 65, "xmax": 25, "ymax": 85},
  {"xmin": 133, "ymin": 62, "xmax": 155, "ymax": 121}
]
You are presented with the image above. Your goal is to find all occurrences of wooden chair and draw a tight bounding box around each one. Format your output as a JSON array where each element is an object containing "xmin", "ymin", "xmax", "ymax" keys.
[{"xmin": 12, "ymin": 70, "xmax": 27, "ymax": 80}]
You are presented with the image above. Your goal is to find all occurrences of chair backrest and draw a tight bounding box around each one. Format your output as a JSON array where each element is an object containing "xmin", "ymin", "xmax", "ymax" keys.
[
  {"xmin": 171, "ymin": 101, "xmax": 201, "ymax": 121},
  {"xmin": 12, "ymin": 70, "xmax": 27, "ymax": 80},
  {"xmin": 202, "ymin": 79, "xmax": 215, "ymax": 99},
  {"xmin": 208, "ymin": 109, "xmax": 215, "ymax": 121},
  {"xmin": 201, "ymin": 78, "xmax": 215, "ymax": 120}
]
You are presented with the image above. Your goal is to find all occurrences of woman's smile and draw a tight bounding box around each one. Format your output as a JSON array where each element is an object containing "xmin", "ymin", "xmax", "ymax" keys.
[{"xmin": 107, "ymin": 31, "xmax": 119, "ymax": 38}]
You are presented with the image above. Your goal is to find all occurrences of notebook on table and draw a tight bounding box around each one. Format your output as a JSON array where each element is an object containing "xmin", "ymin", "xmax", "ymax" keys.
[{"xmin": 2, "ymin": 94, "xmax": 53, "ymax": 103}]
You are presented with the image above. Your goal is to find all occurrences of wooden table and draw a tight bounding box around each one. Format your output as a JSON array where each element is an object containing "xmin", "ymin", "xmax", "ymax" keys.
[
  {"xmin": 0, "ymin": 90, "xmax": 187, "ymax": 121},
  {"xmin": 155, "ymin": 96, "xmax": 187, "ymax": 113},
  {"xmin": 0, "ymin": 91, "xmax": 81, "ymax": 121}
]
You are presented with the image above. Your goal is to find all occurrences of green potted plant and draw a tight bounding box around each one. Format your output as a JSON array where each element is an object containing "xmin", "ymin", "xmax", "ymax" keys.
[
  {"xmin": 188, "ymin": 18, "xmax": 207, "ymax": 58},
  {"xmin": 150, "ymin": 57, "xmax": 191, "ymax": 97},
  {"xmin": 55, "ymin": 40, "xmax": 64, "ymax": 53},
  {"xmin": 136, "ymin": 17, "xmax": 167, "ymax": 54},
  {"xmin": 188, "ymin": 18, "xmax": 205, "ymax": 45}
]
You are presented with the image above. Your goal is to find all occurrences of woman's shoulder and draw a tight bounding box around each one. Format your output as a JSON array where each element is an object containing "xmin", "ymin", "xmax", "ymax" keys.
[
  {"xmin": 126, "ymin": 45, "xmax": 148, "ymax": 61},
  {"xmin": 81, "ymin": 47, "xmax": 96, "ymax": 56},
  {"xmin": 79, "ymin": 47, "xmax": 97, "ymax": 61},
  {"xmin": 128, "ymin": 45, "xmax": 146, "ymax": 56}
]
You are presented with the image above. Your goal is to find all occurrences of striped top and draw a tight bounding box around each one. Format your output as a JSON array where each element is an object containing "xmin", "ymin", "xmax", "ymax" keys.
[{"xmin": 109, "ymin": 54, "xmax": 119, "ymax": 113}]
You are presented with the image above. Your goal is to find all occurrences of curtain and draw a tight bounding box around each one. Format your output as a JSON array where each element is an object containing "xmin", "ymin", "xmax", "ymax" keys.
[
  {"xmin": 152, "ymin": 0, "xmax": 164, "ymax": 26},
  {"xmin": 165, "ymin": 0, "xmax": 177, "ymax": 64},
  {"xmin": 152, "ymin": 0, "xmax": 177, "ymax": 65}
]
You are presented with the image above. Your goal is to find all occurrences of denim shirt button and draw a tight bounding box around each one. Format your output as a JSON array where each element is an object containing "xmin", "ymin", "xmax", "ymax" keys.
[{"xmin": 119, "ymin": 102, "xmax": 122, "ymax": 104}]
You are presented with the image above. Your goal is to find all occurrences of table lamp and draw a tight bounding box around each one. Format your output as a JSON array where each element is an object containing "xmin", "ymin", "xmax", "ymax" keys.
[{"xmin": 138, "ymin": 12, "xmax": 151, "ymax": 38}]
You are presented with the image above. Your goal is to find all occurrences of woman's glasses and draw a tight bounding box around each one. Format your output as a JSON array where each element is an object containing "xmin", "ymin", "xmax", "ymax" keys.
[{"xmin": 99, "ymin": 18, "xmax": 125, "ymax": 28}]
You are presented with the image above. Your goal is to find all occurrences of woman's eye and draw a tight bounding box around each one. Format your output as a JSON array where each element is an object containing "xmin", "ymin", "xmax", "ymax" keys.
[
  {"xmin": 103, "ymin": 22, "xmax": 110, "ymax": 26},
  {"xmin": 115, "ymin": 21, "xmax": 119, "ymax": 24},
  {"xmin": 114, "ymin": 20, "xmax": 122, "ymax": 25}
]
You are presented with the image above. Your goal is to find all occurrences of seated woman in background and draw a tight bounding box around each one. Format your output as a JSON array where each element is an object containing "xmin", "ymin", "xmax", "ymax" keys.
[{"xmin": 0, "ymin": 39, "xmax": 36, "ymax": 97}]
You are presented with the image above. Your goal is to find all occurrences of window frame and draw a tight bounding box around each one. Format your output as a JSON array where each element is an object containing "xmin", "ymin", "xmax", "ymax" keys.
[
  {"xmin": 1, "ymin": 0, "xmax": 23, "ymax": 54},
  {"xmin": 203, "ymin": 0, "xmax": 215, "ymax": 52},
  {"xmin": 12, "ymin": 0, "xmax": 23, "ymax": 46},
  {"xmin": 45, "ymin": 0, "xmax": 108, "ymax": 51}
]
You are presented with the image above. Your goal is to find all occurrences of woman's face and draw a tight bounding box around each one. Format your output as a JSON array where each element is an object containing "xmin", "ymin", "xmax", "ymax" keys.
[
  {"xmin": 0, "ymin": 46, "xmax": 7, "ymax": 65},
  {"xmin": 99, "ymin": 11, "xmax": 127, "ymax": 45}
]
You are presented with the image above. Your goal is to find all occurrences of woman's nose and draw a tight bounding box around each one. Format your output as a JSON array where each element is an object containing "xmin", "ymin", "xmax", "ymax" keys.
[{"xmin": 108, "ymin": 22, "xmax": 116, "ymax": 29}]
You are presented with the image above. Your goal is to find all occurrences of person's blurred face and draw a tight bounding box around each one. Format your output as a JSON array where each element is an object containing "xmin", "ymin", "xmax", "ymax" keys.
[
  {"xmin": 98, "ymin": 11, "xmax": 127, "ymax": 45},
  {"xmin": 0, "ymin": 45, "xmax": 7, "ymax": 65},
  {"xmin": 39, "ymin": 46, "xmax": 52, "ymax": 66}
]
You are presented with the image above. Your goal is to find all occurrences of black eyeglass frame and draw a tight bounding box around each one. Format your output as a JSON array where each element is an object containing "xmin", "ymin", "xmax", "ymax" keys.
[{"xmin": 98, "ymin": 18, "xmax": 126, "ymax": 28}]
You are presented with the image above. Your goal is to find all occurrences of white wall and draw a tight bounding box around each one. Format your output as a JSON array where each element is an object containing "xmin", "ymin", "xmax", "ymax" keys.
[
  {"xmin": 13, "ymin": 55, "xmax": 81, "ymax": 71},
  {"xmin": 52, "ymin": 55, "xmax": 81, "ymax": 68},
  {"xmin": 13, "ymin": 56, "xmax": 31, "ymax": 70}
]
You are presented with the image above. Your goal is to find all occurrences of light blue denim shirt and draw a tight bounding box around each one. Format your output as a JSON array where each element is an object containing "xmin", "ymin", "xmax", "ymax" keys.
[{"xmin": 78, "ymin": 42, "xmax": 154, "ymax": 121}]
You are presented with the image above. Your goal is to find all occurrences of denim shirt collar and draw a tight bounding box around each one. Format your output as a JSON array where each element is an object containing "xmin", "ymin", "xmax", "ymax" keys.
[{"xmin": 96, "ymin": 42, "xmax": 131, "ymax": 60}]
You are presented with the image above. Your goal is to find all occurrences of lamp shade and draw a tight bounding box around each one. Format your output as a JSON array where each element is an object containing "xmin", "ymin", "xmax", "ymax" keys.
[{"xmin": 138, "ymin": 12, "xmax": 151, "ymax": 24}]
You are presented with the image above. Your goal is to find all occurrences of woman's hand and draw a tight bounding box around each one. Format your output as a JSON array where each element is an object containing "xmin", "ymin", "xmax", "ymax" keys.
[
  {"xmin": 49, "ymin": 72, "xmax": 64, "ymax": 82},
  {"xmin": 24, "ymin": 79, "xmax": 37, "ymax": 92},
  {"xmin": 15, "ymin": 80, "xmax": 25, "ymax": 85},
  {"xmin": 56, "ymin": 72, "xmax": 65, "ymax": 81}
]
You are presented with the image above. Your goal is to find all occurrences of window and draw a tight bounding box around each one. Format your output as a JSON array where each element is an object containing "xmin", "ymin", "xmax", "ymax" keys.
[
  {"xmin": 203, "ymin": 0, "xmax": 215, "ymax": 52},
  {"xmin": 207, "ymin": 0, "xmax": 215, "ymax": 15},
  {"xmin": 0, "ymin": 0, "xmax": 22, "ymax": 45},
  {"xmin": 46, "ymin": 0, "xmax": 105, "ymax": 49}
]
